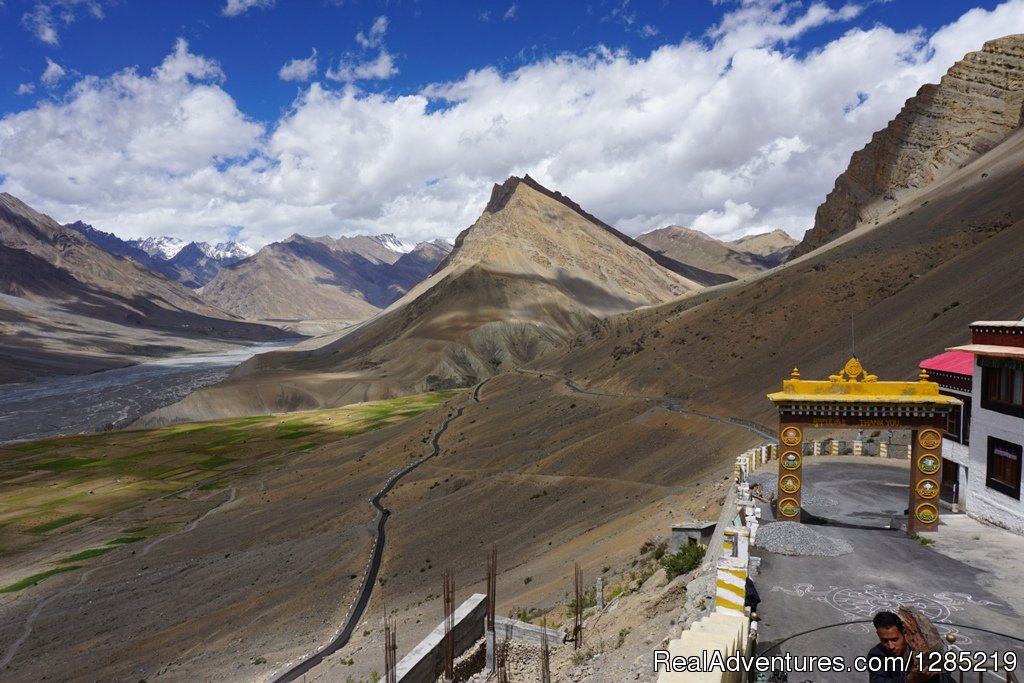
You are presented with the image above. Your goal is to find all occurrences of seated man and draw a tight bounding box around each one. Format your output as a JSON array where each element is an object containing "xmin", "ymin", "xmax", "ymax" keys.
[{"xmin": 867, "ymin": 611, "xmax": 953, "ymax": 683}]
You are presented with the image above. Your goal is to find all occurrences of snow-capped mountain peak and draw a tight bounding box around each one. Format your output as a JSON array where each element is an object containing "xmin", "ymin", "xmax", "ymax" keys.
[
  {"xmin": 129, "ymin": 236, "xmax": 186, "ymax": 260},
  {"xmin": 198, "ymin": 241, "xmax": 254, "ymax": 260},
  {"xmin": 374, "ymin": 233, "xmax": 412, "ymax": 254}
]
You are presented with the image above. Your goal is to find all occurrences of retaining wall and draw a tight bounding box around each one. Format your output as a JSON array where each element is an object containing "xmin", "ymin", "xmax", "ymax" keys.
[
  {"xmin": 492, "ymin": 617, "xmax": 563, "ymax": 646},
  {"xmin": 396, "ymin": 593, "xmax": 488, "ymax": 683}
]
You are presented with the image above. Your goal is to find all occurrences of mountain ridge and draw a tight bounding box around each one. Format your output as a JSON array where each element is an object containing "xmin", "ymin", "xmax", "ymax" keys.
[
  {"xmin": 0, "ymin": 193, "xmax": 291, "ymax": 383},
  {"xmin": 791, "ymin": 33, "xmax": 1024, "ymax": 259},
  {"xmin": 199, "ymin": 234, "xmax": 451, "ymax": 322},
  {"xmin": 138, "ymin": 175, "xmax": 709, "ymax": 424},
  {"xmin": 439, "ymin": 174, "xmax": 735, "ymax": 287},
  {"xmin": 636, "ymin": 225, "xmax": 796, "ymax": 279}
]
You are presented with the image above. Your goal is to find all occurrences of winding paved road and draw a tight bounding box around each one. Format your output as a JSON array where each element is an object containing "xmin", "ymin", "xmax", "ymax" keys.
[{"xmin": 269, "ymin": 405, "xmax": 466, "ymax": 683}]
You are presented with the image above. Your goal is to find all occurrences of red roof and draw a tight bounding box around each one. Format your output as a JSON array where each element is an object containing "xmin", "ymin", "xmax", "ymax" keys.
[{"xmin": 920, "ymin": 350, "xmax": 974, "ymax": 376}]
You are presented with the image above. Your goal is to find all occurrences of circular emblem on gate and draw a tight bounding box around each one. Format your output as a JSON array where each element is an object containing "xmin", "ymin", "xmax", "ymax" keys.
[
  {"xmin": 781, "ymin": 451, "xmax": 802, "ymax": 470},
  {"xmin": 915, "ymin": 503, "xmax": 939, "ymax": 524},
  {"xmin": 780, "ymin": 474, "xmax": 801, "ymax": 494},
  {"xmin": 918, "ymin": 429, "xmax": 942, "ymax": 451},
  {"xmin": 916, "ymin": 478, "xmax": 939, "ymax": 500},
  {"xmin": 781, "ymin": 426, "xmax": 803, "ymax": 446},
  {"xmin": 845, "ymin": 357, "xmax": 863, "ymax": 378},
  {"xmin": 917, "ymin": 454, "xmax": 940, "ymax": 475},
  {"xmin": 778, "ymin": 498, "xmax": 801, "ymax": 518}
]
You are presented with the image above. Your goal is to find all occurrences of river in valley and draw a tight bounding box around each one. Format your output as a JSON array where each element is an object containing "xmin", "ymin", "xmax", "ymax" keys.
[{"xmin": 0, "ymin": 341, "xmax": 300, "ymax": 445}]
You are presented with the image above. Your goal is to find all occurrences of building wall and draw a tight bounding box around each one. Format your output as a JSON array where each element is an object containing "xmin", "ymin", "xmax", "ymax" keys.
[{"xmin": 967, "ymin": 366, "xmax": 1024, "ymax": 535}]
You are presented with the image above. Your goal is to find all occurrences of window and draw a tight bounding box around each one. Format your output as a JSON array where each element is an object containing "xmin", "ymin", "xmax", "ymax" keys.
[
  {"xmin": 986, "ymin": 437, "xmax": 1022, "ymax": 500},
  {"xmin": 981, "ymin": 364, "xmax": 1024, "ymax": 418},
  {"xmin": 939, "ymin": 390, "xmax": 971, "ymax": 445}
]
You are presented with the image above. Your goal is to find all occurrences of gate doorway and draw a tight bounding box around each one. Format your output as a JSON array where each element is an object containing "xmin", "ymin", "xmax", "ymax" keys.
[{"xmin": 768, "ymin": 357, "xmax": 962, "ymax": 534}]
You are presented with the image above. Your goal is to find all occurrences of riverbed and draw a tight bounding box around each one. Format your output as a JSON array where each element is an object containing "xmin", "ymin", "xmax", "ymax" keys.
[{"xmin": 0, "ymin": 341, "xmax": 300, "ymax": 444}]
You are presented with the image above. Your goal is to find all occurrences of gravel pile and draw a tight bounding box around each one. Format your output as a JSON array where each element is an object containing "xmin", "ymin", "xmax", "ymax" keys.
[
  {"xmin": 754, "ymin": 521, "xmax": 853, "ymax": 557},
  {"xmin": 747, "ymin": 472, "xmax": 838, "ymax": 508}
]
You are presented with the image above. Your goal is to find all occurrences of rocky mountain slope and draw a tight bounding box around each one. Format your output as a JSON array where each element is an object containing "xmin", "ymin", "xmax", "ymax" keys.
[
  {"xmin": 80, "ymin": 221, "xmax": 438, "ymax": 306},
  {"xmin": 199, "ymin": 234, "xmax": 451, "ymax": 321},
  {"xmin": 139, "ymin": 175, "xmax": 709, "ymax": 423},
  {"xmin": 69, "ymin": 222, "xmax": 252, "ymax": 287},
  {"xmin": 791, "ymin": 33, "xmax": 1024, "ymax": 259},
  {"xmin": 554, "ymin": 125, "xmax": 1024, "ymax": 423},
  {"xmin": 637, "ymin": 226, "xmax": 796, "ymax": 279},
  {"xmin": 0, "ymin": 194, "xmax": 289, "ymax": 383},
  {"xmin": 65, "ymin": 221, "xmax": 182, "ymax": 281}
]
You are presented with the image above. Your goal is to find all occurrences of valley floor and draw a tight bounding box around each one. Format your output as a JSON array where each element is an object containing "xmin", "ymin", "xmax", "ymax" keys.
[{"xmin": 0, "ymin": 372, "xmax": 756, "ymax": 682}]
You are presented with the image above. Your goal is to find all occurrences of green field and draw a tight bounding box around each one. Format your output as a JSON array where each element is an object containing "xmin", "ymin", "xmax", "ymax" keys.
[
  {"xmin": 0, "ymin": 566, "xmax": 81, "ymax": 593},
  {"xmin": 0, "ymin": 391, "xmax": 458, "ymax": 546}
]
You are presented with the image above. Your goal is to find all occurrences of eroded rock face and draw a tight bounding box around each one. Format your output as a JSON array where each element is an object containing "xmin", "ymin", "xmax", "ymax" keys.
[{"xmin": 791, "ymin": 34, "xmax": 1024, "ymax": 260}]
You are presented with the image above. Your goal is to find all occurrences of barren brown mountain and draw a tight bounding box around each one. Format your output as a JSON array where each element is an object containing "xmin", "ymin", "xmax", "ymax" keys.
[
  {"xmin": 637, "ymin": 225, "xmax": 796, "ymax": 279},
  {"xmin": 728, "ymin": 229, "xmax": 798, "ymax": 261},
  {"xmin": 199, "ymin": 234, "xmax": 450, "ymax": 322},
  {"xmin": 553, "ymin": 130, "xmax": 1024, "ymax": 425},
  {"xmin": 791, "ymin": 33, "xmax": 1024, "ymax": 259},
  {"xmin": 0, "ymin": 194, "xmax": 288, "ymax": 383},
  {"xmin": 139, "ymin": 175, "xmax": 712, "ymax": 425}
]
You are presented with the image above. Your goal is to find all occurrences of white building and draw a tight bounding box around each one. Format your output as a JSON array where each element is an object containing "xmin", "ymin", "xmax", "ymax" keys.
[{"xmin": 949, "ymin": 321, "xmax": 1024, "ymax": 535}]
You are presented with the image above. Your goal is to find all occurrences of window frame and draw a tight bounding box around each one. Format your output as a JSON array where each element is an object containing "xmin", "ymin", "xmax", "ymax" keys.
[
  {"xmin": 981, "ymin": 364, "xmax": 1024, "ymax": 418},
  {"xmin": 986, "ymin": 436, "xmax": 1022, "ymax": 500}
]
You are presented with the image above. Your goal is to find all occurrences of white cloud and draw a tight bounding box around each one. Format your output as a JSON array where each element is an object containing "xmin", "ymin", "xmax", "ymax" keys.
[
  {"xmin": 17, "ymin": 83, "xmax": 36, "ymax": 96},
  {"xmin": 21, "ymin": 0, "xmax": 104, "ymax": 46},
  {"xmin": 692, "ymin": 200, "xmax": 759, "ymax": 234},
  {"xmin": 503, "ymin": 4, "xmax": 518, "ymax": 21},
  {"xmin": 41, "ymin": 58, "xmax": 67, "ymax": 86},
  {"xmin": 279, "ymin": 49, "xmax": 318, "ymax": 82},
  {"xmin": 355, "ymin": 16, "xmax": 389, "ymax": 48},
  {"xmin": 223, "ymin": 0, "xmax": 274, "ymax": 17},
  {"xmin": 0, "ymin": 39, "xmax": 262, "ymax": 241},
  {"xmin": 327, "ymin": 51, "xmax": 398, "ymax": 82},
  {"xmin": 329, "ymin": 16, "xmax": 398, "ymax": 82},
  {"xmin": 5, "ymin": 1, "xmax": 1024, "ymax": 249}
]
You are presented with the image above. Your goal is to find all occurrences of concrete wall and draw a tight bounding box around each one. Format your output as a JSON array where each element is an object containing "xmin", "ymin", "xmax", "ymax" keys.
[
  {"xmin": 671, "ymin": 525, "xmax": 716, "ymax": 553},
  {"xmin": 966, "ymin": 366, "xmax": 1024, "ymax": 534},
  {"xmin": 396, "ymin": 593, "xmax": 488, "ymax": 683},
  {"xmin": 493, "ymin": 617, "xmax": 563, "ymax": 646}
]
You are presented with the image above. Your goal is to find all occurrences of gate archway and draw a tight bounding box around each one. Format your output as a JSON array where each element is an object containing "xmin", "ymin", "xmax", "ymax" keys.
[{"xmin": 767, "ymin": 357, "xmax": 962, "ymax": 534}]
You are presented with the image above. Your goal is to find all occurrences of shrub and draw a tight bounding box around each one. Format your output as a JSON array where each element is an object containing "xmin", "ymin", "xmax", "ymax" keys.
[{"xmin": 662, "ymin": 544, "xmax": 706, "ymax": 580}]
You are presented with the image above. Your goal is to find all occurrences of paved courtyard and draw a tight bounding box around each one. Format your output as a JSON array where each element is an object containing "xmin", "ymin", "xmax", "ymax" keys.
[{"xmin": 751, "ymin": 457, "xmax": 1024, "ymax": 683}]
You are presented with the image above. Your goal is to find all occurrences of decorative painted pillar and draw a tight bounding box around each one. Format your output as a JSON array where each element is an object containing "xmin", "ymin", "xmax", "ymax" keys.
[
  {"xmin": 908, "ymin": 425, "xmax": 943, "ymax": 533},
  {"xmin": 777, "ymin": 424, "xmax": 803, "ymax": 522}
]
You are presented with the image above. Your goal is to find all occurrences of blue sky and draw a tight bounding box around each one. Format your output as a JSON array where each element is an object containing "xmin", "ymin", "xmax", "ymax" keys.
[{"xmin": 2, "ymin": 0, "xmax": 1023, "ymax": 248}]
